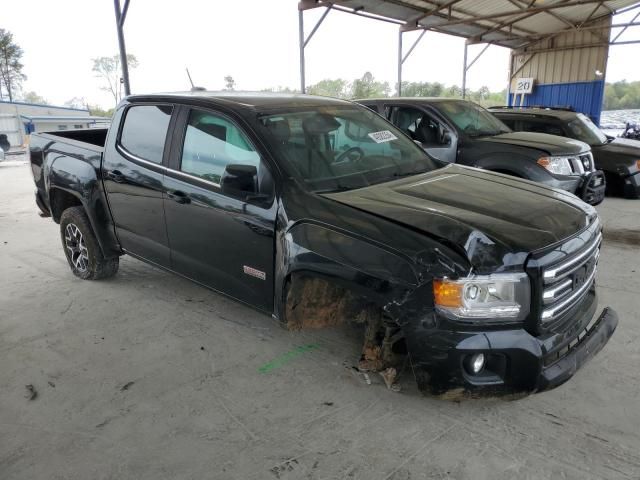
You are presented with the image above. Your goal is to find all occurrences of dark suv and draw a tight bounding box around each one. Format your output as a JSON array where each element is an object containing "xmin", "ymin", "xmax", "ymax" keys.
[
  {"xmin": 491, "ymin": 106, "xmax": 640, "ymax": 199},
  {"xmin": 358, "ymin": 98, "xmax": 606, "ymax": 205}
]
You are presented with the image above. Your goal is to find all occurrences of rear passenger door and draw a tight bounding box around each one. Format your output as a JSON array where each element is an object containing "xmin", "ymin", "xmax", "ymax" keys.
[
  {"xmin": 103, "ymin": 103, "xmax": 174, "ymax": 267},
  {"xmin": 162, "ymin": 106, "xmax": 277, "ymax": 311}
]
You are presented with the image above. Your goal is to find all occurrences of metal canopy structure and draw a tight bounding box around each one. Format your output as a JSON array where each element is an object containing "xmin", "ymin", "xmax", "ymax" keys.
[{"xmin": 298, "ymin": 0, "xmax": 640, "ymax": 96}]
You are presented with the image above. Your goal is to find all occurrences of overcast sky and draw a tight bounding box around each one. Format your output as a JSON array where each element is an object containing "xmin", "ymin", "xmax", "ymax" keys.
[{"xmin": 3, "ymin": 0, "xmax": 640, "ymax": 108}]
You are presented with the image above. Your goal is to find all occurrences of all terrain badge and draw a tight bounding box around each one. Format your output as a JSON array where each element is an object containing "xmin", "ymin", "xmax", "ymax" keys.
[{"xmin": 243, "ymin": 265, "xmax": 266, "ymax": 280}]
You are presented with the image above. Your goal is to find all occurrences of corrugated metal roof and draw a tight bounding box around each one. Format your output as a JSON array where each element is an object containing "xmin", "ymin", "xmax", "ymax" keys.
[{"xmin": 311, "ymin": 0, "xmax": 640, "ymax": 49}]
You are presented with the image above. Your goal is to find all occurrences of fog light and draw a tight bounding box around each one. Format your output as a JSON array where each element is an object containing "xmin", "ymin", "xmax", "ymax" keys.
[{"xmin": 469, "ymin": 353, "xmax": 485, "ymax": 374}]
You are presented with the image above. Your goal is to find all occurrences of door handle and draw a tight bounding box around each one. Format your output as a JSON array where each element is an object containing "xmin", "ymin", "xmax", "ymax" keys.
[
  {"xmin": 107, "ymin": 170, "xmax": 125, "ymax": 183},
  {"xmin": 168, "ymin": 190, "xmax": 191, "ymax": 204}
]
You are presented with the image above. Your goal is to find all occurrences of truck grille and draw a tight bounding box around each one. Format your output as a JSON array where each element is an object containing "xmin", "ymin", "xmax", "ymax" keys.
[
  {"xmin": 569, "ymin": 152, "xmax": 594, "ymax": 174},
  {"xmin": 540, "ymin": 231, "xmax": 601, "ymax": 325}
]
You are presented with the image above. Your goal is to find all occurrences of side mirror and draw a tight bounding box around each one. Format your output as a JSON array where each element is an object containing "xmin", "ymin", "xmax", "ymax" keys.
[
  {"xmin": 220, "ymin": 164, "xmax": 258, "ymax": 199},
  {"xmin": 442, "ymin": 131, "xmax": 452, "ymax": 146}
]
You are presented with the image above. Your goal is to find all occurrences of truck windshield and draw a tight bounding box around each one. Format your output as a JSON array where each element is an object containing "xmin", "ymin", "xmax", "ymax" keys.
[
  {"xmin": 567, "ymin": 113, "xmax": 608, "ymax": 146},
  {"xmin": 438, "ymin": 100, "xmax": 510, "ymax": 137},
  {"xmin": 257, "ymin": 106, "xmax": 438, "ymax": 193}
]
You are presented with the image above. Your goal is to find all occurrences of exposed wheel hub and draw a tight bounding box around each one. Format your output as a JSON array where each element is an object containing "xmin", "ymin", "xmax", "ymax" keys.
[{"xmin": 64, "ymin": 223, "xmax": 89, "ymax": 272}]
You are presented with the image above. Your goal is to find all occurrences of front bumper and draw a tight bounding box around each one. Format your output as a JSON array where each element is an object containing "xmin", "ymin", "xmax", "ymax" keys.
[
  {"xmin": 406, "ymin": 299, "xmax": 618, "ymax": 394},
  {"xmin": 542, "ymin": 171, "xmax": 606, "ymax": 205},
  {"xmin": 538, "ymin": 307, "xmax": 617, "ymax": 391},
  {"xmin": 577, "ymin": 170, "xmax": 606, "ymax": 205}
]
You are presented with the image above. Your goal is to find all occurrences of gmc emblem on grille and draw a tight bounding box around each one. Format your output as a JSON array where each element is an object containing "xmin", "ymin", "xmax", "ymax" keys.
[
  {"xmin": 573, "ymin": 259, "xmax": 596, "ymax": 289},
  {"xmin": 573, "ymin": 266, "xmax": 588, "ymax": 289}
]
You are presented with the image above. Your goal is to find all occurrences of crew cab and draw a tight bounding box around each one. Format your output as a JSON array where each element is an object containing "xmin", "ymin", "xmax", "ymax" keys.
[
  {"xmin": 490, "ymin": 106, "xmax": 640, "ymax": 199},
  {"xmin": 29, "ymin": 92, "xmax": 617, "ymax": 394},
  {"xmin": 357, "ymin": 98, "xmax": 606, "ymax": 205}
]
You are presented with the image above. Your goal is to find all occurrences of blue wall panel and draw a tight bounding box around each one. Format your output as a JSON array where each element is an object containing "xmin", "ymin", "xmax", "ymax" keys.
[{"xmin": 509, "ymin": 80, "xmax": 605, "ymax": 125}]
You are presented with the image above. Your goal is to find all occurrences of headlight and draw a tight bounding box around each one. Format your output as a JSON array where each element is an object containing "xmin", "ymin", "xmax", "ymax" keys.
[
  {"xmin": 433, "ymin": 273, "xmax": 530, "ymax": 323},
  {"xmin": 537, "ymin": 156, "xmax": 574, "ymax": 176}
]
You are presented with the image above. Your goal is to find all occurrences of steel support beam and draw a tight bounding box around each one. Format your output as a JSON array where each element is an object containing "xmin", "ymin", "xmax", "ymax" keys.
[
  {"xmin": 462, "ymin": 43, "xmax": 468, "ymax": 99},
  {"xmin": 396, "ymin": 29, "xmax": 427, "ymax": 96},
  {"xmin": 612, "ymin": 10, "xmax": 640, "ymax": 42},
  {"xmin": 114, "ymin": 0, "xmax": 131, "ymax": 97},
  {"xmin": 298, "ymin": 4, "xmax": 333, "ymax": 94},
  {"xmin": 397, "ymin": 31, "xmax": 403, "ymax": 96},
  {"xmin": 462, "ymin": 42, "xmax": 490, "ymax": 99},
  {"xmin": 426, "ymin": 0, "xmax": 615, "ymax": 29},
  {"xmin": 298, "ymin": 9, "xmax": 306, "ymax": 93}
]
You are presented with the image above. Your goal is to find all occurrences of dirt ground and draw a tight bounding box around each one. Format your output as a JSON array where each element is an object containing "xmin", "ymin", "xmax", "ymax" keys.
[{"xmin": 1, "ymin": 157, "xmax": 639, "ymax": 480}]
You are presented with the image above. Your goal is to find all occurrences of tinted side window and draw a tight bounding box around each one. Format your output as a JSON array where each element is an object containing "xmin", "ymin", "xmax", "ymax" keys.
[
  {"xmin": 120, "ymin": 105, "xmax": 173, "ymax": 163},
  {"xmin": 521, "ymin": 119, "xmax": 565, "ymax": 136},
  {"xmin": 390, "ymin": 106, "xmax": 423, "ymax": 138},
  {"xmin": 180, "ymin": 110, "xmax": 260, "ymax": 184},
  {"xmin": 499, "ymin": 118, "xmax": 517, "ymax": 130}
]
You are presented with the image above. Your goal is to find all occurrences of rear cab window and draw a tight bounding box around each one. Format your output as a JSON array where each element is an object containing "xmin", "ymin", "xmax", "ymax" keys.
[{"xmin": 119, "ymin": 105, "xmax": 173, "ymax": 163}]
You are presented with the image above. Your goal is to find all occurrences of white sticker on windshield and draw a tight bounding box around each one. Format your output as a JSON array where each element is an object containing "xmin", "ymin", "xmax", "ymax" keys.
[{"xmin": 367, "ymin": 130, "xmax": 398, "ymax": 143}]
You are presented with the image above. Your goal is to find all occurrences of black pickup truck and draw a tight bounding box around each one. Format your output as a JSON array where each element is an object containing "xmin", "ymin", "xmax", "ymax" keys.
[
  {"xmin": 357, "ymin": 98, "xmax": 606, "ymax": 206},
  {"xmin": 29, "ymin": 92, "xmax": 617, "ymax": 394}
]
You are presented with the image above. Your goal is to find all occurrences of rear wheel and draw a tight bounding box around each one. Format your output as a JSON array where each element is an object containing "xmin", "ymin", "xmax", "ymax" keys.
[{"xmin": 60, "ymin": 207, "xmax": 119, "ymax": 280}]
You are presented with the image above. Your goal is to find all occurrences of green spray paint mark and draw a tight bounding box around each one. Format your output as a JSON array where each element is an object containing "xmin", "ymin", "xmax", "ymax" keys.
[{"xmin": 258, "ymin": 344, "xmax": 320, "ymax": 374}]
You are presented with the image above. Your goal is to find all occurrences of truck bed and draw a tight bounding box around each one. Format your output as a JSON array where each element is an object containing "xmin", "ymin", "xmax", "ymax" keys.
[{"xmin": 37, "ymin": 128, "xmax": 108, "ymax": 149}]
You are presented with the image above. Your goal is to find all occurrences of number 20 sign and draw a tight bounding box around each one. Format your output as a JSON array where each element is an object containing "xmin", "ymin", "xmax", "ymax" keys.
[{"xmin": 515, "ymin": 77, "xmax": 534, "ymax": 94}]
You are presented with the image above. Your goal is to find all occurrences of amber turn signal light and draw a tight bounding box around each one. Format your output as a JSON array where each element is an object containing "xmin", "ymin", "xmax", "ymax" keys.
[
  {"xmin": 433, "ymin": 279, "xmax": 463, "ymax": 308},
  {"xmin": 537, "ymin": 157, "xmax": 550, "ymax": 168}
]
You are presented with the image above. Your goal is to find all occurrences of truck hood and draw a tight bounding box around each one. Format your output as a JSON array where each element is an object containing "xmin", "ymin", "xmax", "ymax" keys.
[
  {"xmin": 593, "ymin": 137, "xmax": 640, "ymax": 157},
  {"xmin": 323, "ymin": 165, "xmax": 594, "ymax": 271},
  {"xmin": 478, "ymin": 131, "xmax": 588, "ymax": 155}
]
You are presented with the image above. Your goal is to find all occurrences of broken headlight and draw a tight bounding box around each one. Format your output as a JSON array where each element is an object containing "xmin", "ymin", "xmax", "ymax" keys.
[{"xmin": 433, "ymin": 273, "xmax": 530, "ymax": 323}]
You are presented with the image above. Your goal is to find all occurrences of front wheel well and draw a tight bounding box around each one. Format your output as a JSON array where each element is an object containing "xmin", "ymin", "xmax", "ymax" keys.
[{"xmin": 50, "ymin": 188, "xmax": 83, "ymax": 223}]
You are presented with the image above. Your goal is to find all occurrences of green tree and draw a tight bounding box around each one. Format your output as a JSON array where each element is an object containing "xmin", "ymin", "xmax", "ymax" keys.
[
  {"xmin": 604, "ymin": 80, "xmax": 640, "ymax": 110},
  {"xmin": 350, "ymin": 72, "xmax": 390, "ymax": 99},
  {"xmin": 21, "ymin": 91, "xmax": 48, "ymax": 105},
  {"xmin": 87, "ymin": 104, "xmax": 115, "ymax": 118},
  {"xmin": 260, "ymin": 86, "xmax": 298, "ymax": 93},
  {"xmin": 0, "ymin": 29, "xmax": 26, "ymax": 102},
  {"xmin": 92, "ymin": 54, "xmax": 139, "ymax": 106},
  {"xmin": 224, "ymin": 75, "xmax": 236, "ymax": 91},
  {"xmin": 307, "ymin": 78, "xmax": 349, "ymax": 98},
  {"xmin": 400, "ymin": 81, "xmax": 445, "ymax": 97}
]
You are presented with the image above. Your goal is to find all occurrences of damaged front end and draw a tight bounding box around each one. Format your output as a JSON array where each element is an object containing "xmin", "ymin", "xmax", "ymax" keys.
[{"xmin": 274, "ymin": 168, "xmax": 616, "ymax": 396}]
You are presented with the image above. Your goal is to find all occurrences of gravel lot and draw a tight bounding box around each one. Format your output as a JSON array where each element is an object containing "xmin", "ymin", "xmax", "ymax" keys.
[{"xmin": 1, "ymin": 158, "xmax": 639, "ymax": 480}]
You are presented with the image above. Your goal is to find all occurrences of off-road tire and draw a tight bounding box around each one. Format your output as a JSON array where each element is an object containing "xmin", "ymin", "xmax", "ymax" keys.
[{"xmin": 59, "ymin": 207, "xmax": 119, "ymax": 280}]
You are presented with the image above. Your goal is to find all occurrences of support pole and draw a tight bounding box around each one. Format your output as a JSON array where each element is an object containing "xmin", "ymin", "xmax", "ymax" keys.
[
  {"xmin": 462, "ymin": 42, "xmax": 468, "ymax": 99},
  {"xmin": 298, "ymin": 6, "xmax": 333, "ymax": 94},
  {"xmin": 397, "ymin": 30, "xmax": 403, "ymax": 96},
  {"xmin": 298, "ymin": 10, "xmax": 306, "ymax": 94},
  {"xmin": 114, "ymin": 0, "xmax": 131, "ymax": 97}
]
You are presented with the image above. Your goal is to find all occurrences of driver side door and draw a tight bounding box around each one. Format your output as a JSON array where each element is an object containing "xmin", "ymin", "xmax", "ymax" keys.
[
  {"xmin": 162, "ymin": 106, "xmax": 277, "ymax": 311},
  {"xmin": 388, "ymin": 106, "xmax": 458, "ymax": 164}
]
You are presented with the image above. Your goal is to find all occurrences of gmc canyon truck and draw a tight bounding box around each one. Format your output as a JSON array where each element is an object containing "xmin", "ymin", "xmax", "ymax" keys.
[
  {"xmin": 29, "ymin": 92, "xmax": 617, "ymax": 393},
  {"xmin": 357, "ymin": 98, "xmax": 606, "ymax": 206}
]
